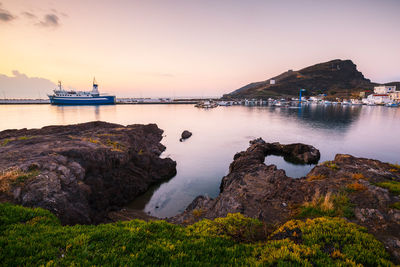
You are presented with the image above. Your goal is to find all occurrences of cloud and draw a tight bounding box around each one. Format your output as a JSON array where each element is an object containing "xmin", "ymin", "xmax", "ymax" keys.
[
  {"xmin": 0, "ymin": 71, "xmax": 56, "ymax": 98},
  {"xmin": 22, "ymin": 11, "xmax": 36, "ymax": 19},
  {"xmin": 37, "ymin": 13, "xmax": 59, "ymax": 27},
  {"xmin": 0, "ymin": 4, "xmax": 16, "ymax": 22}
]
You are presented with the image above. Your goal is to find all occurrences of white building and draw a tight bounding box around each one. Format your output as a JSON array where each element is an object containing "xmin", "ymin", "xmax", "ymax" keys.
[
  {"xmin": 389, "ymin": 91, "xmax": 400, "ymax": 101},
  {"xmin": 374, "ymin": 85, "xmax": 396, "ymax": 94},
  {"xmin": 367, "ymin": 94, "xmax": 391, "ymax": 105}
]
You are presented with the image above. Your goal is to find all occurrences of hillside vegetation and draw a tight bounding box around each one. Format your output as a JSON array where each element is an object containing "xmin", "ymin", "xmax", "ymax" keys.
[
  {"xmin": 225, "ymin": 59, "xmax": 400, "ymax": 99},
  {"xmin": 0, "ymin": 203, "xmax": 394, "ymax": 266}
]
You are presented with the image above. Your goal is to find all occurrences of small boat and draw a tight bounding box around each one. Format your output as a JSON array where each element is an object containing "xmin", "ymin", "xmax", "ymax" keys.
[
  {"xmin": 217, "ymin": 101, "xmax": 232, "ymax": 106},
  {"xmin": 385, "ymin": 102, "xmax": 399, "ymax": 107},
  {"xmin": 195, "ymin": 100, "xmax": 218, "ymax": 108},
  {"xmin": 48, "ymin": 78, "xmax": 116, "ymax": 105},
  {"xmin": 351, "ymin": 99, "xmax": 363, "ymax": 106}
]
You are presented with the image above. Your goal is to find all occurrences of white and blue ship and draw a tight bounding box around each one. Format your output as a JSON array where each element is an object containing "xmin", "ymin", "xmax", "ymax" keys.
[{"xmin": 48, "ymin": 78, "xmax": 116, "ymax": 105}]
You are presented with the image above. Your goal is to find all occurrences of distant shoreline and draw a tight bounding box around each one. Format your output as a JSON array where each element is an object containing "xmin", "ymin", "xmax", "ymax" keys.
[{"xmin": 0, "ymin": 99, "xmax": 200, "ymax": 105}]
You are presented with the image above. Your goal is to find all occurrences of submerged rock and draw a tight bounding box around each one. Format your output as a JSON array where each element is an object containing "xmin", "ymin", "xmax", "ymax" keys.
[
  {"xmin": 180, "ymin": 130, "xmax": 192, "ymax": 141},
  {"xmin": 0, "ymin": 121, "xmax": 176, "ymax": 225}
]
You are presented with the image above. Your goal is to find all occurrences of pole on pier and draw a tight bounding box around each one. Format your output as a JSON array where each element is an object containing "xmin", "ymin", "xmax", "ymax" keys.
[{"xmin": 299, "ymin": 89, "xmax": 306, "ymax": 103}]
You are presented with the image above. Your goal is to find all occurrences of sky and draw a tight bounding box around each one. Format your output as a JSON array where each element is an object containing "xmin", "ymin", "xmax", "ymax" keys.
[{"xmin": 0, "ymin": 0, "xmax": 399, "ymax": 98}]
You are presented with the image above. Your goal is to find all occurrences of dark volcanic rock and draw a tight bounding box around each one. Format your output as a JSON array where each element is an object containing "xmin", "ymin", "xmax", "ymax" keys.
[
  {"xmin": 0, "ymin": 121, "xmax": 176, "ymax": 225},
  {"xmin": 224, "ymin": 59, "xmax": 400, "ymax": 99},
  {"xmin": 170, "ymin": 139, "xmax": 400, "ymax": 262},
  {"xmin": 180, "ymin": 130, "xmax": 192, "ymax": 141}
]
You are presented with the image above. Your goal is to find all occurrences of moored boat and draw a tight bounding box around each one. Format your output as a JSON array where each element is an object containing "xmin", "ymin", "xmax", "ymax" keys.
[{"xmin": 48, "ymin": 78, "xmax": 116, "ymax": 105}]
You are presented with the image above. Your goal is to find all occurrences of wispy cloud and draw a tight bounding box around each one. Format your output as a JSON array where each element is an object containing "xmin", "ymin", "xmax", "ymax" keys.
[
  {"xmin": 0, "ymin": 3, "xmax": 16, "ymax": 22},
  {"xmin": 22, "ymin": 11, "xmax": 36, "ymax": 19},
  {"xmin": 37, "ymin": 13, "xmax": 59, "ymax": 27}
]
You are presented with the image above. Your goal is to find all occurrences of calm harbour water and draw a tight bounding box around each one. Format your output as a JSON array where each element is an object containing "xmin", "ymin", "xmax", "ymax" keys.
[{"xmin": 0, "ymin": 104, "xmax": 399, "ymax": 217}]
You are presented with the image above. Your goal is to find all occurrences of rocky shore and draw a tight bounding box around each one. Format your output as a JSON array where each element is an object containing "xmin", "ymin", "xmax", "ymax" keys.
[
  {"xmin": 1, "ymin": 123, "xmax": 399, "ymax": 262},
  {"xmin": 171, "ymin": 138, "xmax": 400, "ymax": 262},
  {"xmin": 0, "ymin": 121, "xmax": 176, "ymax": 224}
]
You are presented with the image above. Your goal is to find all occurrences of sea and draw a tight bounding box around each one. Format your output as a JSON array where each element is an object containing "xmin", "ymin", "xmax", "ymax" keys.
[{"xmin": 0, "ymin": 103, "xmax": 399, "ymax": 218}]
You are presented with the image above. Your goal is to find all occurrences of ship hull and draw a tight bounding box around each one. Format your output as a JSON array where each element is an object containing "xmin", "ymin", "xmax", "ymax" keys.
[{"xmin": 48, "ymin": 95, "xmax": 116, "ymax": 105}]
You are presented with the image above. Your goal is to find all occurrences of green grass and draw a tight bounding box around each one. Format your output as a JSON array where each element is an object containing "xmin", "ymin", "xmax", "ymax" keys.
[
  {"xmin": 11, "ymin": 169, "xmax": 40, "ymax": 186},
  {"xmin": 390, "ymin": 202, "xmax": 400, "ymax": 210},
  {"xmin": 375, "ymin": 180, "xmax": 400, "ymax": 195},
  {"xmin": 0, "ymin": 203, "xmax": 393, "ymax": 266},
  {"xmin": 389, "ymin": 163, "xmax": 400, "ymax": 170},
  {"xmin": 297, "ymin": 192, "xmax": 354, "ymax": 219},
  {"xmin": 322, "ymin": 161, "xmax": 340, "ymax": 171},
  {"xmin": 106, "ymin": 139, "xmax": 125, "ymax": 151},
  {"xmin": 1, "ymin": 138, "xmax": 10, "ymax": 146}
]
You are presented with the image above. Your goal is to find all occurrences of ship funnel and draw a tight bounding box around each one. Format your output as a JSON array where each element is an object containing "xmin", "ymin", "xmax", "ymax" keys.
[{"xmin": 92, "ymin": 77, "xmax": 99, "ymax": 94}]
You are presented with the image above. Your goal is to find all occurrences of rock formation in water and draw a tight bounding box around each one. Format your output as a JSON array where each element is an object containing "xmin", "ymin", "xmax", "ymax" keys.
[
  {"xmin": 0, "ymin": 121, "xmax": 177, "ymax": 225},
  {"xmin": 224, "ymin": 59, "xmax": 400, "ymax": 99},
  {"xmin": 180, "ymin": 130, "xmax": 192, "ymax": 141},
  {"xmin": 171, "ymin": 138, "xmax": 400, "ymax": 262}
]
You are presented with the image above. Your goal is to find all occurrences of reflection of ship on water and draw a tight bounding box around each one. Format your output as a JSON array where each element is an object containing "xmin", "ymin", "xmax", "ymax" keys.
[{"xmin": 48, "ymin": 78, "xmax": 116, "ymax": 105}]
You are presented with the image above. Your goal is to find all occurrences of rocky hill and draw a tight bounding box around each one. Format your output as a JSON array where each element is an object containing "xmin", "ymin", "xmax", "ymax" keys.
[{"xmin": 224, "ymin": 59, "xmax": 398, "ymax": 99}]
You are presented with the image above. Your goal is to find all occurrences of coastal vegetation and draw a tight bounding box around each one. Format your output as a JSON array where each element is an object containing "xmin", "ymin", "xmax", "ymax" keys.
[
  {"xmin": 390, "ymin": 202, "xmax": 400, "ymax": 210},
  {"xmin": 352, "ymin": 173, "xmax": 366, "ymax": 180},
  {"xmin": 296, "ymin": 191, "xmax": 354, "ymax": 219},
  {"xmin": 0, "ymin": 203, "xmax": 393, "ymax": 266},
  {"xmin": 0, "ymin": 168, "xmax": 40, "ymax": 193},
  {"xmin": 306, "ymin": 174, "xmax": 326, "ymax": 181},
  {"xmin": 346, "ymin": 182, "xmax": 368, "ymax": 192},
  {"xmin": 375, "ymin": 180, "xmax": 400, "ymax": 195},
  {"xmin": 1, "ymin": 136, "xmax": 35, "ymax": 146},
  {"xmin": 322, "ymin": 161, "xmax": 340, "ymax": 171}
]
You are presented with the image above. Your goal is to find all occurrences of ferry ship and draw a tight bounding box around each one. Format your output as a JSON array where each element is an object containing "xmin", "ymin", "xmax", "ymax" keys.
[{"xmin": 48, "ymin": 78, "xmax": 116, "ymax": 105}]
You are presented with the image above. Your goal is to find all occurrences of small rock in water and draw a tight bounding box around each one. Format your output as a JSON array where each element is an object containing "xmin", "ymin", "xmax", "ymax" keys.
[{"xmin": 180, "ymin": 130, "xmax": 192, "ymax": 142}]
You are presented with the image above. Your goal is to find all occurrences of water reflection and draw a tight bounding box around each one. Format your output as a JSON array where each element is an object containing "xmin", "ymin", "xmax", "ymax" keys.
[{"xmin": 0, "ymin": 104, "xmax": 399, "ymax": 218}]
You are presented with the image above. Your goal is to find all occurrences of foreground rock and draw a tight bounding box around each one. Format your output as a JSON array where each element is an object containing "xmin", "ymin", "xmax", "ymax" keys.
[
  {"xmin": 180, "ymin": 130, "xmax": 192, "ymax": 141},
  {"xmin": 171, "ymin": 138, "xmax": 400, "ymax": 262},
  {"xmin": 0, "ymin": 121, "xmax": 176, "ymax": 224}
]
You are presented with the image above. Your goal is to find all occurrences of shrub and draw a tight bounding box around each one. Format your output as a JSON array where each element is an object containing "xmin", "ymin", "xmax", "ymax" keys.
[
  {"xmin": 389, "ymin": 163, "xmax": 400, "ymax": 170},
  {"xmin": 0, "ymin": 168, "xmax": 40, "ymax": 193},
  {"xmin": 375, "ymin": 180, "xmax": 400, "ymax": 195},
  {"xmin": 1, "ymin": 138, "xmax": 10, "ymax": 146},
  {"xmin": 390, "ymin": 202, "xmax": 400, "ymax": 210},
  {"xmin": 269, "ymin": 217, "xmax": 392, "ymax": 266},
  {"xmin": 352, "ymin": 173, "xmax": 366, "ymax": 180},
  {"xmin": 192, "ymin": 209, "xmax": 204, "ymax": 219},
  {"xmin": 306, "ymin": 174, "xmax": 326, "ymax": 181},
  {"xmin": 0, "ymin": 204, "xmax": 393, "ymax": 266},
  {"xmin": 297, "ymin": 190, "xmax": 354, "ymax": 218},
  {"xmin": 322, "ymin": 161, "xmax": 339, "ymax": 170},
  {"xmin": 106, "ymin": 139, "xmax": 124, "ymax": 151},
  {"xmin": 88, "ymin": 137, "xmax": 100, "ymax": 144},
  {"xmin": 346, "ymin": 182, "xmax": 367, "ymax": 192},
  {"xmin": 188, "ymin": 213, "xmax": 266, "ymax": 243}
]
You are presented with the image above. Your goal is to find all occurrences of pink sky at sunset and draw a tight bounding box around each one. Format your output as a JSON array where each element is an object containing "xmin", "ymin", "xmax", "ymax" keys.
[{"xmin": 0, "ymin": 0, "xmax": 399, "ymax": 98}]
